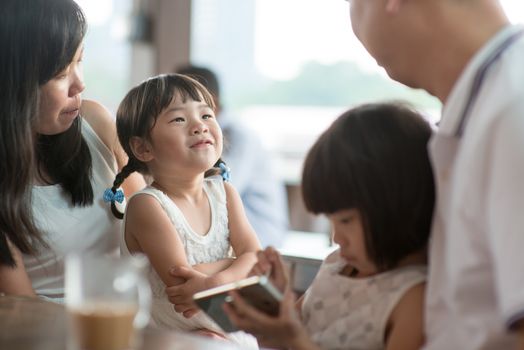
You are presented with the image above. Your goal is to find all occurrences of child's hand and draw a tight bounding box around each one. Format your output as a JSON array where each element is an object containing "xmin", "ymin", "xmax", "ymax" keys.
[
  {"xmin": 223, "ymin": 287, "xmax": 308, "ymax": 349},
  {"xmin": 165, "ymin": 266, "xmax": 209, "ymax": 318},
  {"xmin": 250, "ymin": 246, "xmax": 289, "ymax": 293},
  {"xmin": 193, "ymin": 328, "xmax": 228, "ymax": 340}
]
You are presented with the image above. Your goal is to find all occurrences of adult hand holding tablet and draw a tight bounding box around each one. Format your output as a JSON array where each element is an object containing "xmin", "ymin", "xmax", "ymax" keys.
[{"xmin": 193, "ymin": 274, "xmax": 283, "ymax": 332}]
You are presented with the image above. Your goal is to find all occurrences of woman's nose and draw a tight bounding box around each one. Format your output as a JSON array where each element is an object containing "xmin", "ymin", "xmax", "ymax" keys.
[{"xmin": 69, "ymin": 69, "xmax": 85, "ymax": 96}]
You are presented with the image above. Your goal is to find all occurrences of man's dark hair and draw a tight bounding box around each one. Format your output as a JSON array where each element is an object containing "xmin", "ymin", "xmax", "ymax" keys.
[{"xmin": 175, "ymin": 65, "xmax": 220, "ymax": 101}]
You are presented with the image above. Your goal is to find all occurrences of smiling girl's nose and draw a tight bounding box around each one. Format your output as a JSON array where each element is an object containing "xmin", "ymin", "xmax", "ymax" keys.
[{"xmin": 192, "ymin": 120, "xmax": 208, "ymax": 134}]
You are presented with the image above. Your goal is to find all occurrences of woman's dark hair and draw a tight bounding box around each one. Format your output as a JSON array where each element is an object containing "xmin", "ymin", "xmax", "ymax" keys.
[
  {"xmin": 109, "ymin": 73, "xmax": 222, "ymax": 219},
  {"xmin": 0, "ymin": 0, "xmax": 89, "ymax": 266},
  {"xmin": 302, "ymin": 103, "xmax": 435, "ymax": 271}
]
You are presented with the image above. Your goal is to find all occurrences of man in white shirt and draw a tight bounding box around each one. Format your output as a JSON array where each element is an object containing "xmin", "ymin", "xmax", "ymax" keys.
[{"xmin": 346, "ymin": 0, "xmax": 524, "ymax": 348}]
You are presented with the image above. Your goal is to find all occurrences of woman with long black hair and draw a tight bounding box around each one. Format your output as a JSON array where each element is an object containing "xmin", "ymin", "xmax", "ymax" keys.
[{"xmin": 0, "ymin": 0, "xmax": 144, "ymax": 300}]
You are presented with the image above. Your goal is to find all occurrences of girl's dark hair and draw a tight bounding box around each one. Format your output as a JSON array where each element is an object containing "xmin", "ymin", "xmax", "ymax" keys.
[
  {"xmin": 302, "ymin": 103, "xmax": 435, "ymax": 271},
  {"xmin": 0, "ymin": 0, "xmax": 88, "ymax": 266},
  {"xmin": 109, "ymin": 74, "xmax": 221, "ymax": 219}
]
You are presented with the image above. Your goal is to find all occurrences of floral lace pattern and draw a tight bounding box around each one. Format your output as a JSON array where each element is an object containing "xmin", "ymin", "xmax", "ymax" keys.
[
  {"xmin": 120, "ymin": 177, "xmax": 260, "ymax": 349},
  {"xmin": 302, "ymin": 250, "xmax": 426, "ymax": 350},
  {"xmin": 121, "ymin": 175, "xmax": 232, "ymax": 299}
]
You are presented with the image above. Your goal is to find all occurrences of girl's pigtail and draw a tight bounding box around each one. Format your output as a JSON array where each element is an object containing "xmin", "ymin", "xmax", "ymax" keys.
[
  {"xmin": 204, "ymin": 158, "xmax": 230, "ymax": 181},
  {"xmin": 104, "ymin": 160, "xmax": 137, "ymax": 219},
  {"xmin": 216, "ymin": 158, "xmax": 231, "ymax": 182}
]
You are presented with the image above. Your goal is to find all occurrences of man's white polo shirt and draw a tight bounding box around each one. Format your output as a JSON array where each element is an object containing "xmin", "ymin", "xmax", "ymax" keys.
[{"xmin": 424, "ymin": 24, "xmax": 524, "ymax": 350}]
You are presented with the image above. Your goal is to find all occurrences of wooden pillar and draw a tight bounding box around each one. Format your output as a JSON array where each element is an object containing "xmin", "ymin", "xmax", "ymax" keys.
[
  {"xmin": 130, "ymin": 0, "xmax": 191, "ymax": 85},
  {"xmin": 154, "ymin": 0, "xmax": 191, "ymax": 74}
]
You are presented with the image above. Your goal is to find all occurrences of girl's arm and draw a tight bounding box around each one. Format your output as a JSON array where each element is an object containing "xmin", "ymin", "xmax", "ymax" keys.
[
  {"xmin": 125, "ymin": 194, "xmax": 209, "ymax": 314},
  {"xmin": 80, "ymin": 99, "xmax": 145, "ymax": 195},
  {"xmin": 192, "ymin": 258, "xmax": 235, "ymax": 276},
  {"xmin": 0, "ymin": 241, "xmax": 35, "ymax": 297},
  {"xmin": 206, "ymin": 182, "xmax": 261, "ymax": 286},
  {"xmin": 164, "ymin": 182, "xmax": 260, "ymax": 316},
  {"xmin": 385, "ymin": 282, "xmax": 426, "ymax": 350}
]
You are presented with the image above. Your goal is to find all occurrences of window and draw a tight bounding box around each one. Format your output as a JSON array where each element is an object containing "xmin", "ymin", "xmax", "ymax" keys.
[
  {"xmin": 191, "ymin": 0, "xmax": 523, "ymax": 185},
  {"xmin": 75, "ymin": 0, "xmax": 133, "ymax": 113}
]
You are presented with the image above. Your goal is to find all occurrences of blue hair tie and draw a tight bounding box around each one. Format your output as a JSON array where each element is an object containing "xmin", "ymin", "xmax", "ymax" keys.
[
  {"xmin": 218, "ymin": 162, "xmax": 231, "ymax": 182},
  {"xmin": 103, "ymin": 188, "xmax": 125, "ymax": 203}
]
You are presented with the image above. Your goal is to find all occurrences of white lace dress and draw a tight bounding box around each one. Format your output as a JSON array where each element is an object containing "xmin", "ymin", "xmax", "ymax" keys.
[
  {"xmin": 301, "ymin": 249, "xmax": 427, "ymax": 350},
  {"xmin": 120, "ymin": 176, "xmax": 257, "ymax": 348}
]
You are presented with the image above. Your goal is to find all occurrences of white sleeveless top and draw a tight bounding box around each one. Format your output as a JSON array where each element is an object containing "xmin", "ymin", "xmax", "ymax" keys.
[
  {"xmin": 24, "ymin": 118, "xmax": 120, "ymax": 302},
  {"xmin": 302, "ymin": 249, "xmax": 427, "ymax": 350},
  {"xmin": 121, "ymin": 177, "xmax": 233, "ymax": 331},
  {"xmin": 120, "ymin": 178, "xmax": 257, "ymax": 348}
]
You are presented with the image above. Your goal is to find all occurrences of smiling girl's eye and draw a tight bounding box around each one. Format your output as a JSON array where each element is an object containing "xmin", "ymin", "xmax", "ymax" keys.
[
  {"xmin": 202, "ymin": 114, "xmax": 213, "ymax": 120},
  {"xmin": 169, "ymin": 117, "xmax": 185, "ymax": 123}
]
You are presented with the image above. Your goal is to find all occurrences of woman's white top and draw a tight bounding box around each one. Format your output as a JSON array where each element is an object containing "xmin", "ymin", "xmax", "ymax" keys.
[
  {"xmin": 24, "ymin": 118, "xmax": 120, "ymax": 302},
  {"xmin": 301, "ymin": 249, "xmax": 426, "ymax": 350},
  {"xmin": 120, "ymin": 178, "xmax": 257, "ymax": 348}
]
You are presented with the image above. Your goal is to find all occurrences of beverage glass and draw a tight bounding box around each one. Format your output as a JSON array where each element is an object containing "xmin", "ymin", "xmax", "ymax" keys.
[{"xmin": 65, "ymin": 253, "xmax": 151, "ymax": 350}]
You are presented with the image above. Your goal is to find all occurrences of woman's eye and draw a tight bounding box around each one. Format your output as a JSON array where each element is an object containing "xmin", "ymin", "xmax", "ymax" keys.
[{"xmin": 54, "ymin": 69, "xmax": 69, "ymax": 80}]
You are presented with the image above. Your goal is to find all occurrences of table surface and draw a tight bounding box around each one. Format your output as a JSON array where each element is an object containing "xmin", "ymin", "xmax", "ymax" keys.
[
  {"xmin": 0, "ymin": 295, "xmax": 239, "ymax": 350},
  {"xmin": 280, "ymin": 230, "xmax": 337, "ymax": 261}
]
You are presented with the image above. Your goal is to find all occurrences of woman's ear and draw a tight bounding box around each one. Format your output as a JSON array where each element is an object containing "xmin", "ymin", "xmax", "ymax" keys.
[{"xmin": 129, "ymin": 136, "xmax": 154, "ymax": 162}]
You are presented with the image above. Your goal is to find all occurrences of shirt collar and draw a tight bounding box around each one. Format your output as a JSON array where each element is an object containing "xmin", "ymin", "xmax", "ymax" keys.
[{"xmin": 440, "ymin": 24, "xmax": 523, "ymax": 135}]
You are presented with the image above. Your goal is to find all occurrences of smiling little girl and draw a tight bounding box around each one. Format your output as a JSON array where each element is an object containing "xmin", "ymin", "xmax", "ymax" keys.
[{"xmin": 105, "ymin": 74, "xmax": 260, "ymax": 346}]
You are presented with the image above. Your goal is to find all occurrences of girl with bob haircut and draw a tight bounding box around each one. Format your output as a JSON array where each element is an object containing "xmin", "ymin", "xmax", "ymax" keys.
[
  {"xmin": 109, "ymin": 74, "xmax": 260, "ymax": 346},
  {"xmin": 0, "ymin": 0, "xmax": 143, "ymax": 298},
  {"xmin": 225, "ymin": 103, "xmax": 435, "ymax": 350}
]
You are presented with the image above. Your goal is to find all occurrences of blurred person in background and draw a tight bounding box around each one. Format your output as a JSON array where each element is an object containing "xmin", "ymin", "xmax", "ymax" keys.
[{"xmin": 176, "ymin": 65, "xmax": 289, "ymax": 248}]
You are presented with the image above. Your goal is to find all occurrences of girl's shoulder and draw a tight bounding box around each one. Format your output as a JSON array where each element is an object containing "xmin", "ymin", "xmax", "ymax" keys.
[
  {"xmin": 127, "ymin": 187, "xmax": 166, "ymax": 207},
  {"xmin": 204, "ymin": 175, "xmax": 228, "ymax": 201},
  {"xmin": 124, "ymin": 187, "xmax": 173, "ymax": 228},
  {"xmin": 204, "ymin": 174, "xmax": 225, "ymax": 186},
  {"xmin": 384, "ymin": 281, "xmax": 426, "ymax": 349}
]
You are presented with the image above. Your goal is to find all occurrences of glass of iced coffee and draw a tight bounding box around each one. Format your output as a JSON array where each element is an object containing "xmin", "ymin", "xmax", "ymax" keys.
[{"xmin": 65, "ymin": 253, "xmax": 151, "ymax": 350}]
